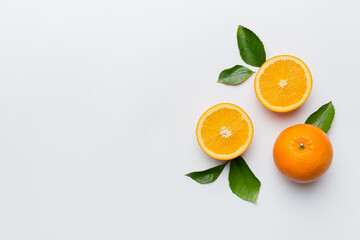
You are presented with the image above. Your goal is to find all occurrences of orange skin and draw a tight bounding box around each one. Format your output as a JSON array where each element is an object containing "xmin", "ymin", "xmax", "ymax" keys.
[{"xmin": 273, "ymin": 124, "xmax": 333, "ymax": 183}]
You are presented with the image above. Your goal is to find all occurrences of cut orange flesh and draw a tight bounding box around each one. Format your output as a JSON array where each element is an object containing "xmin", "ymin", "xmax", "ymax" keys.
[
  {"xmin": 254, "ymin": 55, "xmax": 312, "ymax": 112},
  {"xmin": 196, "ymin": 103, "xmax": 253, "ymax": 160}
]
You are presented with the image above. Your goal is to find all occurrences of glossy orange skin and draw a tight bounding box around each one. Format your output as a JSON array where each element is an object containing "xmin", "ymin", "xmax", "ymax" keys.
[{"xmin": 273, "ymin": 124, "xmax": 333, "ymax": 183}]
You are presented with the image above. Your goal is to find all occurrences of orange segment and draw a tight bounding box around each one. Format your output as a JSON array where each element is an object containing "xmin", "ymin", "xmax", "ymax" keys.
[
  {"xmin": 254, "ymin": 55, "xmax": 312, "ymax": 112},
  {"xmin": 196, "ymin": 103, "xmax": 253, "ymax": 160}
]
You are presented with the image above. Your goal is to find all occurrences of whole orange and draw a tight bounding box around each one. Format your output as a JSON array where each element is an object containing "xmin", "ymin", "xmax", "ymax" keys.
[{"xmin": 273, "ymin": 124, "xmax": 333, "ymax": 183}]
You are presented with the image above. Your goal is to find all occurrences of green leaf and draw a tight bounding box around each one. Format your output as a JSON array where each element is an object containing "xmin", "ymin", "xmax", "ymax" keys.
[
  {"xmin": 305, "ymin": 101, "xmax": 335, "ymax": 133},
  {"xmin": 218, "ymin": 65, "xmax": 254, "ymax": 85},
  {"xmin": 237, "ymin": 25, "xmax": 266, "ymax": 67},
  {"xmin": 229, "ymin": 156, "xmax": 261, "ymax": 203},
  {"xmin": 185, "ymin": 162, "xmax": 228, "ymax": 184}
]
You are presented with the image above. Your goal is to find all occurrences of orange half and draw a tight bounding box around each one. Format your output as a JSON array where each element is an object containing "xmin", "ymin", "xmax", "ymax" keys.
[
  {"xmin": 196, "ymin": 103, "xmax": 253, "ymax": 160},
  {"xmin": 254, "ymin": 55, "xmax": 312, "ymax": 112}
]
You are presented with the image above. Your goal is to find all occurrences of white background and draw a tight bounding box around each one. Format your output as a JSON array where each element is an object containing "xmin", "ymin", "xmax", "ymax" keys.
[{"xmin": 0, "ymin": 0, "xmax": 359, "ymax": 239}]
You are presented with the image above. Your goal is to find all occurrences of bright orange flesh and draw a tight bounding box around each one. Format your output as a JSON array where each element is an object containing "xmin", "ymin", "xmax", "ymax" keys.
[
  {"xmin": 273, "ymin": 124, "xmax": 333, "ymax": 183},
  {"xmin": 255, "ymin": 55, "xmax": 312, "ymax": 112},
  {"xmin": 196, "ymin": 103, "xmax": 253, "ymax": 160}
]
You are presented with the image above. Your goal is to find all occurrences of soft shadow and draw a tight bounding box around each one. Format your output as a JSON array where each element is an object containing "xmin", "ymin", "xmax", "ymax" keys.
[
  {"xmin": 260, "ymin": 100, "xmax": 310, "ymax": 122},
  {"xmin": 196, "ymin": 148, "xmax": 226, "ymax": 166},
  {"xmin": 252, "ymin": 92, "xmax": 312, "ymax": 125},
  {"xmin": 278, "ymin": 172, "xmax": 323, "ymax": 191}
]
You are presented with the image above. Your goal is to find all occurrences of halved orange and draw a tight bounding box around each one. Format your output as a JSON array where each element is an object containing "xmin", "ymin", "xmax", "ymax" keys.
[
  {"xmin": 196, "ymin": 103, "xmax": 253, "ymax": 160},
  {"xmin": 254, "ymin": 55, "xmax": 312, "ymax": 112}
]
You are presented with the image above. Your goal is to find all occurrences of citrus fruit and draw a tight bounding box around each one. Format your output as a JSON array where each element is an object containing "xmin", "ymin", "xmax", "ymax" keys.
[
  {"xmin": 273, "ymin": 124, "xmax": 333, "ymax": 183},
  {"xmin": 196, "ymin": 103, "xmax": 253, "ymax": 160},
  {"xmin": 254, "ymin": 55, "xmax": 312, "ymax": 112}
]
